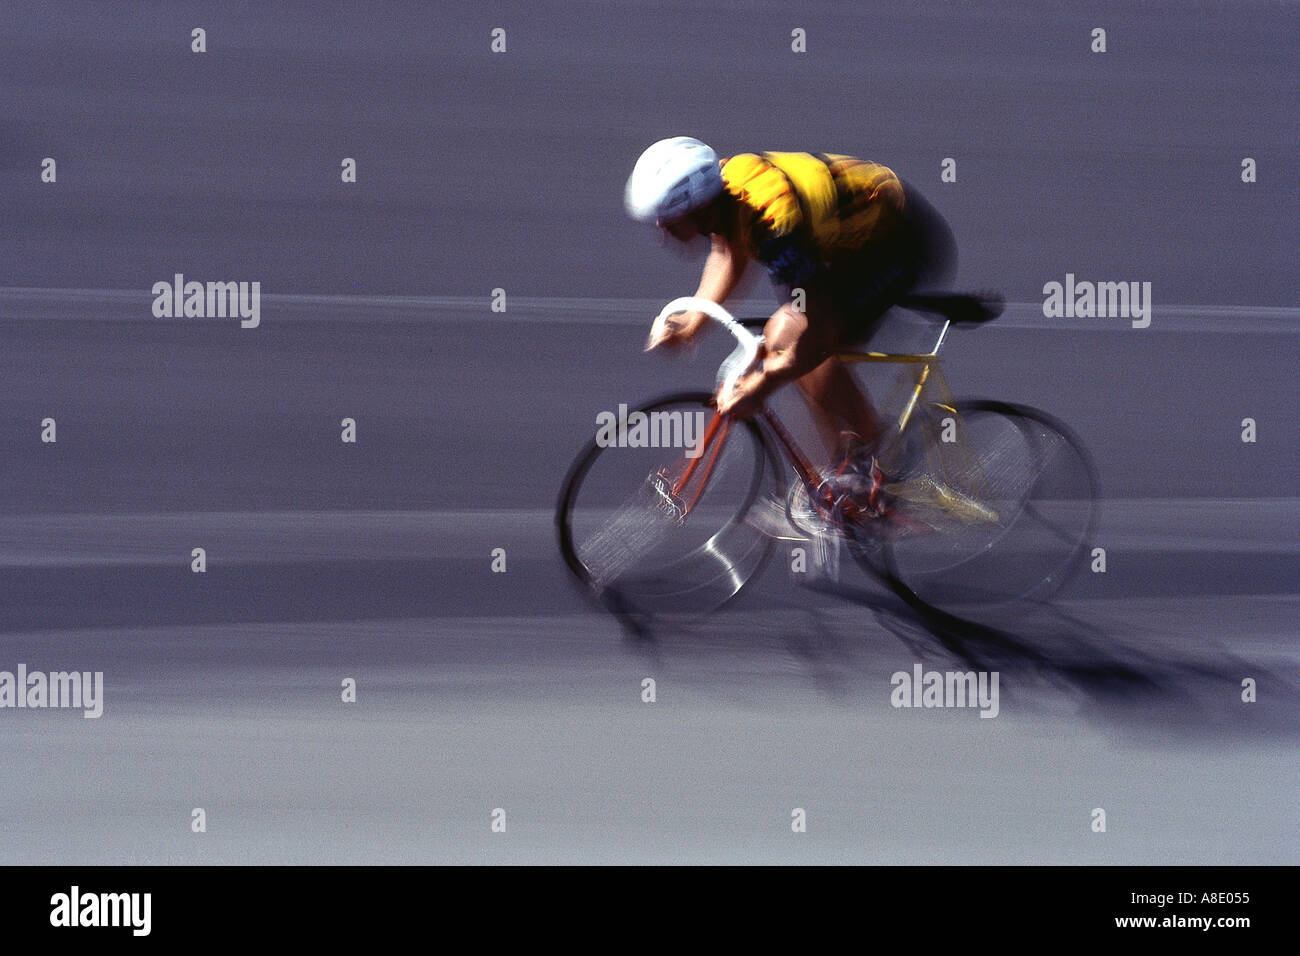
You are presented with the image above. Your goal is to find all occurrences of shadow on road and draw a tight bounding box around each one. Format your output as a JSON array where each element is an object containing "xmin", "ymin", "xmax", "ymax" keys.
[{"xmin": 613, "ymin": 573, "xmax": 1298, "ymax": 740}]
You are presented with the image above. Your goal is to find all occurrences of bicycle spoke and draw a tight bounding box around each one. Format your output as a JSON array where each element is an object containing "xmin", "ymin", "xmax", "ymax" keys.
[{"xmin": 880, "ymin": 401, "xmax": 1098, "ymax": 609}]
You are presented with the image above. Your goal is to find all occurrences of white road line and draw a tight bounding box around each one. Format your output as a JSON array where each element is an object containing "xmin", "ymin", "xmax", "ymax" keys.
[{"xmin": 0, "ymin": 287, "xmax": 1295, "ymax": 331}]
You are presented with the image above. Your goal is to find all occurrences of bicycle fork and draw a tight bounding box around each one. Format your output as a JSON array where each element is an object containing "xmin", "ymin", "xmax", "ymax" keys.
[{"xmin": 649, "ymin": 412, "xmax": 732, "ymax": 523}]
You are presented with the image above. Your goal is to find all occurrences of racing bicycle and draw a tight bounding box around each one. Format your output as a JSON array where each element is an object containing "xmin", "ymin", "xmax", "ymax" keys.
[{"xmin": 556, "ymin": 296, "xmax": 1099, "ymax": 625}]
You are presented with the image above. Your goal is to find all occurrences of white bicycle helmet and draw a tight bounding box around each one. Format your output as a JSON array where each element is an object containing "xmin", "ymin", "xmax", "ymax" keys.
[{"xmin": 624, "ymin": 136, "xmax": 724, "ymax": 224}]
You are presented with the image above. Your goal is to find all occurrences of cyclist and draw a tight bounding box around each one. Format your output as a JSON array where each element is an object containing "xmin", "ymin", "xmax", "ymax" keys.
[{"xmin": 625, "ymin": 136, "xmax": 996, "ymax": 520}]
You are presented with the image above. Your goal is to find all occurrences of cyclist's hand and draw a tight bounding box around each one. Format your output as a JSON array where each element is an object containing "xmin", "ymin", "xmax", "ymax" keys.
[
  {"xmin": 716, "ymin": 368, "xmax": 765, "ymax": 420},
  {"xmin": 645, "ymin": 310, "xmax": 706, "ymax": 351}
]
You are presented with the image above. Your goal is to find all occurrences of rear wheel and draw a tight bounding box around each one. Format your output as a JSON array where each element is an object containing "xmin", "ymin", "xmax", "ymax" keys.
[{"xmin": 850, "ymin": 400, "xmax": 1099, "ymax": 612}]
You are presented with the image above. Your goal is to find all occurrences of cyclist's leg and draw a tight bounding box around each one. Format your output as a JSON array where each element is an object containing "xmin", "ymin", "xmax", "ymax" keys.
[
  {"xmin": 794, "ymin": 259, "xmax": 910, "ymax": 464},
  {"xmin": 764, "ymin": 276, "xmax": 877, "ymax": 463},
  {"xmin": 795, "ymin": 355, "xmax": 882, "ymax": 461}
]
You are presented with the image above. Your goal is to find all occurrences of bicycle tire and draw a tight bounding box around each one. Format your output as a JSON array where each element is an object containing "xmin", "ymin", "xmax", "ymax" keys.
[
  {"xmin": 556, "ymin": 391, "xmax": 782, "ymax": 619},
  {"xmin": 848, "ymin": 399, "xmax": 1099, "ymax": 613}
]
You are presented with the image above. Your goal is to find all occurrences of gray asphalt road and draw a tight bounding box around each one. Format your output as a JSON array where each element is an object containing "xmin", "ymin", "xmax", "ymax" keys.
[{"xmin": 0, "ymin": 1, "xmax": 1296, "ymax": 864}]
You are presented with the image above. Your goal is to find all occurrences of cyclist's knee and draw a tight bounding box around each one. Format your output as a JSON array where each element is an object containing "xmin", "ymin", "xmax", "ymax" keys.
[{"xmin": 763, "ymin": 301, "xmax": 809, "ymax": 348}]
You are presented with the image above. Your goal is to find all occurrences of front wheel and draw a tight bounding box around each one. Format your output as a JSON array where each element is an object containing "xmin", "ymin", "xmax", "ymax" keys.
[{"xmin": 556, "ymin": 392, "xmax": 781, "ymax": 619}]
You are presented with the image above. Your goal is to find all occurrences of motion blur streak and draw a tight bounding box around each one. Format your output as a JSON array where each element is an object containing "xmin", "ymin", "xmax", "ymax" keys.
[{"xmin": 0, "ymin": 1, "xmax": 1294, "ymax": 863}]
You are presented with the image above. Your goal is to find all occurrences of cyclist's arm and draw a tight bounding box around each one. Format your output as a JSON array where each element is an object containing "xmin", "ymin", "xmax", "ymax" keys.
[
  {"xmin": 717, "ymin": 302, "xmax": 835, "ymax": 417},
  {"xmin": 693, "ymin": 231, "xmax": 749, "ymax": 307},
  {"xmin": 647, "ymin": 229, "xmax": 750, "ymax": 349}
]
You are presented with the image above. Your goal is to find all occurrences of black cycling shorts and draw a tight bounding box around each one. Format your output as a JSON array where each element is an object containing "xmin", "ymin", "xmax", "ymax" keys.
[{"xmin": 770, "ymin": 180, "xmax": 957, "ymax": 345}]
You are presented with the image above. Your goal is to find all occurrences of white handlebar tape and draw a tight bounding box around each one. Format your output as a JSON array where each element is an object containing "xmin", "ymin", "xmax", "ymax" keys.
[{"xmin": 651, "ymin": 297, "xmax": 760, "ymax": 402}]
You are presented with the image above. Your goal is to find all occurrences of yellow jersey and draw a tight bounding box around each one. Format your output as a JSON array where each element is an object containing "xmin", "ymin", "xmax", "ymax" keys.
[{"xmin": 720, "ymin": 151, "xmax": 907, "ymax": 284}]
